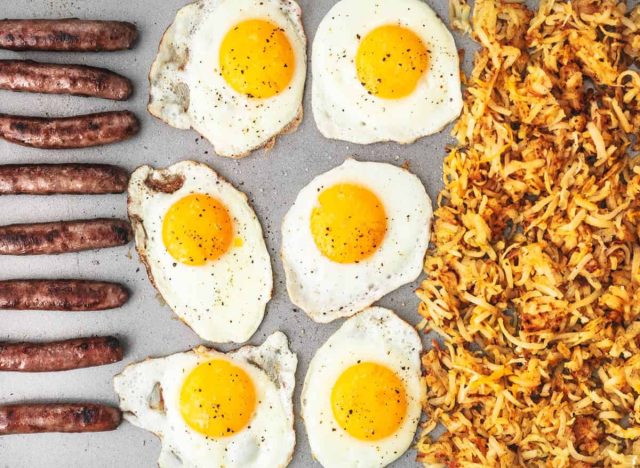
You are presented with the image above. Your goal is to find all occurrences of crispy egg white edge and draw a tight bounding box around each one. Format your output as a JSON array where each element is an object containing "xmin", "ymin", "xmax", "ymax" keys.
[
  {"xmin": 148, "ymin": 0, "xmax": 307, "ymax": 158},
  {"xmin": 113, "ymin": 331, "xmax": 297, "ymax": 468},
  {"xmin": 281, "ymin": 158, "xmax": 433, "ymax": 323},
  {"xmin": 311, "ymin": 0, "xmax": 463, "ymax": 145},
  {"xmin": 127, "ymin": 160, "xmax": 273, "ymax": 344},
  {"xmin": 301, "ymin": 307, "xmax": 425, "ymax": 468}
]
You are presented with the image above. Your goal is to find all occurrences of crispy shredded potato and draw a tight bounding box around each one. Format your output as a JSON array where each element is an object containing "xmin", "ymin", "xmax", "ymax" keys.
[
  {"xmin": 417, "ymin": 0, "xmax": 640, "ymax": 466},
  {"xmin": 449, "ymin": 0, "xmax": 473, "ymax": 34}
]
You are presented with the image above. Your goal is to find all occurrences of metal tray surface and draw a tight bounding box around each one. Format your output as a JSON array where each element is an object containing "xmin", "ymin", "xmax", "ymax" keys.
[{"xmin": 0, "ymin": 0, "xmax": 477, "ymax": 466}]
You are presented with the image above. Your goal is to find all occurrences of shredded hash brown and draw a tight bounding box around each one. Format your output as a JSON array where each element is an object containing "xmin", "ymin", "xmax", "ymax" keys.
[{"xmin": 417, "ymin": 0, "xmax": 640, "ymax": 466}]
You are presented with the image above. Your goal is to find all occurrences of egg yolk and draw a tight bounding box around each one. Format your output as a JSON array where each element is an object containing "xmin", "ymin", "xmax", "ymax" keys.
[
  {"xmin": 310, "ymin": 184, "xmax": 386, "ymax": 264},
  {"xmin": 219, "ymin": 19, "xmax": 295, "ymax": 99},
  {"xmin": 180, "ymin": 359, "xmax": 256, "ymax": 438},
  {"xmin": 331, "ymin": 362, "xmax": 407, "ymax": 441},
  {"xmin": 356, "ymin": 25, "xmax": 429, "ymax": 99},
  {"xmin": 162, "ymin": 193, "xmax": 233, "ymax": 266}
]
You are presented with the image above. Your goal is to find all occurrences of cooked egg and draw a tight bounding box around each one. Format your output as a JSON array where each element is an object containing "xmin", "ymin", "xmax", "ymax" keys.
[
  {"xmin": 148, "ymin": 0, "xmax": 307, "ymax": 158},
  {"xmin": 128, "ymin": 160, "xmax": 272, "ymax": 343},
  {"xmin": 114, "ymin": 332, "xmax": 296, "ymax": 468},
  {"xmin": 281, "ymin": 159, "xmax": 432, "ymax": 322},
  {"xmin": 312, "ymin": 0, "xmax": 462, "ymax": 144},
  {"xmin": 302, "ymin": 307, "xmax": 424, "ymax": 467}
]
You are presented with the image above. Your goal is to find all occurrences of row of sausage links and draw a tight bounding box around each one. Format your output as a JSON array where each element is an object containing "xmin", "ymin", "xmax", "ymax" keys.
[
  {"xmin": 0, "ymin": 178, "xmax": 131, "ymax": 425},
  {"xmin": 0, "ymin": 20, "xmax": 137, "ymax": 435},
  {"xmin": 0, "ymin": 20, "xmax": 139, "ymax": 148},
  {"xmin": 0, "ymin": 336, "xmax": 125, "ymax": 434},
  {"xmin": 0, "ymin": 260, "xmax": 129, "ymax": 435},
  {"xmin": 0, "ymin": 257, "xmax": 129, "ymax": 433}
]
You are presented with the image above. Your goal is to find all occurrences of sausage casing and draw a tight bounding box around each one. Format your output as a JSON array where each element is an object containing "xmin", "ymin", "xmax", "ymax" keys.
[
  {"xmin": 0, "ymin": 280, "xmax": 128, "ymax": 311},
  {"xmin": 0, "ymin": 164, "xmax": 128, "ymax": 195},
  {"xmin": 0, "ymin": 19, "xmax": 137, "ymax": 52},
  {"xmin": 0, "ymin": 404, "xmax": 121, "ymax": 434},
  {"xmin": 0, "ymin": 60, "xmax": 133, "ymax": 100},
  {"xmin": 0, "ymin": 336, "xmax": 123, "ymax": 372},
  {"xmin": 0, "ymin": 111, "xmax": 140, "ymax": 149},
  {"xmin": 0, "ymin": 218, "xmax": 132, "ymax": 255}
]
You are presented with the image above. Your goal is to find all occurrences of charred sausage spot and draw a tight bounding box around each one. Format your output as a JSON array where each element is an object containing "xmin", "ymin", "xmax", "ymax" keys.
[
  {"xmin": 52, "ymin": 32, "xmax": 78, "ymax": 44},
  {"xmin": 94, "ymin": 76, "xmax": 107, "ymax": 91},
  {"xmin": 105, "ymin": 336, "xmax": 120, "ymax": 351},
  {"xmin": 0, "ymin": 229, "xmax": 51, "ymax": 252},
  {"xmin": 11, "ymin": 122, "xmax": 27, "ymax": 133},
  {"xmin": 79, "ymin": 407, "xmax": 98, "ymax": 425},
  {"xmin": 112, "ymin": 223, "xmax": 133, "ymax": 243},
  {"xmin": 44, "ymin": 229, "xmax": 61, "ymax": 244}
]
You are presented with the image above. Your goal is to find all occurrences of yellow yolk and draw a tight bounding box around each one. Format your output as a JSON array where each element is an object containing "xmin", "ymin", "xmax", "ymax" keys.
[
  {"xmin": 180, "ymin": 359, "xmax": 256, "ymax": 438},
  {"xmin": 331, "ymin": 362, "xmax": 407, "ymax": 441},
  {"xmin": 356, "ymin": 25, "xmax": 429, "ymax": 99},
  {"xmin": 219, "ymin": 19, "xmax": 295, "ymax": 99},
  {"xmin": 162, "ymin": 193, "xmax": 233, "ymax": 266},
  {"xmin": 310, "ymin": 183, "xmax": 386, "ymax": 264}
]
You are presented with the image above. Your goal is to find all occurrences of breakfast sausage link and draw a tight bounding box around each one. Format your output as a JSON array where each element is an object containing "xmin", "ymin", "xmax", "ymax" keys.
[
  {"xmin": 0, "ymin": 280, "xmax": 129, "ymax": 311},
  {"xmin": 0, "ymin": 336, "xmax": 123, "ymax": 372},
  {"xmin": 0, "ymin": 19, "xmax": 138, "ymax": 52},
  {"xmin": 0, "ymin": 404, "xmax": 121, "ymax": 434},
  {"xmin": 0, "ymin": 164, "xmax": 129, "ymax": 195},
  {"xmin": 0, "ymin": 219, "xmax": 132, "ymax": 255},
  {"xmin": 0, "ymin": 60, "xmax": 133, "ymax": 100},
  {"xmin": 0, "ymin": 111, "xmax": 140, "ymax": 149}
]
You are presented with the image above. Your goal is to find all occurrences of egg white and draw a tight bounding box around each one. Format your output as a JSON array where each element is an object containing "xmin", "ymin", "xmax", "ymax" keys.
[
  {"xmin": 114, "ymin": 332, "xmax": 296, "ymax": 468},
  {"xmin": 312, "ymin": 0, "xmax": 462, "ymax": 144},
  {"xmin": 128, "ymin": 161, "xmax": 272, "ymax": 343},
  {"xmin": 148, "ymin": 0, "xmax": 307, "ymax": 158},
  {"xmin": 301, "ymin": 307, "xmax": 424, "ymax": 468},
  {"xmin": 281, "ymin": 159, "xmax": 432, "ymax": 323}
]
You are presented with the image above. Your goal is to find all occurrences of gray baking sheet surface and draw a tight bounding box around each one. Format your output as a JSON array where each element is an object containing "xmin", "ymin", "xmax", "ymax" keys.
[{"xmin": 0, "ymin": 0, "xmax": 477, "ymax": 467}]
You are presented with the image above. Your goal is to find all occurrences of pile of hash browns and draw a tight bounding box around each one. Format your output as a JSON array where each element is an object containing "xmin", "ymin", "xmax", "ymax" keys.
[{"xmin": 417, "ymin": 0, "xmax": 640, "ymax": 466}]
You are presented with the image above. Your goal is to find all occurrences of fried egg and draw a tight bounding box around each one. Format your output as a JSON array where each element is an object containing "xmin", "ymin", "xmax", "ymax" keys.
[
  {"xmin": 114, "ymin": 332, "xmax": 296, "ymax": 468},
  {"xmin": 281, "ymin": 159, "xmax": 432, "ymax": 322},
  {"xmin": 149, "ymin": 0, "xmax": 307, "ymax": 158},
  {"xmin": 128, "ymin": 161, "xmax": 272, "ymax": 343},
  {"xmin": 312, "ymin": 0, "xmax": 462, "ymax": 144},
  {"xmin": 302, "ymin": 307, "xmax": 424, "ymax": 467}
]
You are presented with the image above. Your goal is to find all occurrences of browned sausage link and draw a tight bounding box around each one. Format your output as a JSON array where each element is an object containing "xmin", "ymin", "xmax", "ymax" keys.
[
  {"xmin": 0, "ymin": 111, "xmax": 139, "ymax": 149},
  {"xmin": 0, "ymin": 219, "xmax": 132, "ymax": 255},
  {"xmin": 0, "ymin": 280, "xmax": 129, "ymax": 311},
  {"xmin": 0, "ymin": 60, "xmax": 133, "ymax": 100},
  {"xmin": 0, "ymin": 164, "xmax": 129, "ymax": 195},
  {"xmin": 0, "ymin": 404, "xmax": 121, "ymax": 434},
  {"xmin": 0, "ymin": 20, "xmax": 137, "ymax": 52},
  {"xmin": 0, "ymin": 336, "xmax": 123, "ymax": 372}
]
